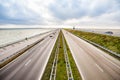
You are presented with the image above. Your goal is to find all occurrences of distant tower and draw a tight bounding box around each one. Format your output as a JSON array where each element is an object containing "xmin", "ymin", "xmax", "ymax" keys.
[{"xmin": 73, "ymin": 26, "xmax": 75, "ymax": 29}]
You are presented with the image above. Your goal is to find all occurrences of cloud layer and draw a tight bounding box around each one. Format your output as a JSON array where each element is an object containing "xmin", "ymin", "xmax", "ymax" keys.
[{"xmin": 0, "ymin": 0, "xmax": 120, "ymax": 27}]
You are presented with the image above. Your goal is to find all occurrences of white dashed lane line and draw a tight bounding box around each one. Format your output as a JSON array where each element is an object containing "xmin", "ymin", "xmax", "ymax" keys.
[
  {"xmin": 95, "ymin": 63, "xmax": 104, "ymax": 72},
  {"xmin": 25, "ymin": 59, "xmax": 31, "ymax": 66}
]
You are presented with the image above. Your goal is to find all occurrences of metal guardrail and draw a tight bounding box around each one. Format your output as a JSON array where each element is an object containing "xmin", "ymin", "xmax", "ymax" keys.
[
  {"xmin": 0, "ymin": 31, "xmax": 56, "ymax": 64},
  {"xmin": 0, "ymin": 38, "xmax": 44, "ymax": 64},
  {"xmin": 62, "ymin": 35, "xmax": 74, "ymax": 80},
  {"xmin": 76, "ymin": 35, "xmax": 120, "ymax": 58},
  {"xmin": 49, "ymin": 37, "xmax": 60, "ymax": 80},
  {"xmin": 0, "ymin": 31, "xmax": 52, "ymax": 49}
]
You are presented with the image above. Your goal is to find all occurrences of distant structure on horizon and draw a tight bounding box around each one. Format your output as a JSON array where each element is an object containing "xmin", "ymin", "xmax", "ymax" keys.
[
  {"xmin": 73, "ymin": 26, "xmax": 75, "ymax": 30},
  {"xmin": 105, "ymin": 31, "xmax": 113, "ymax": 35}
]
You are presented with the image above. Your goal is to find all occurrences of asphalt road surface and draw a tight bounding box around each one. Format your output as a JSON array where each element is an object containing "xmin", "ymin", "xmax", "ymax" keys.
[
  {"xmin": 62, "ymin": 30, "xmax": 120, "ymax": 80},
  {"xmin": 0, "ymin": 29, "xmax": 59, "ymax": 80},
  {"xmin": 0, "ymin": 30, "xmax": 55, "ymax": 62}
]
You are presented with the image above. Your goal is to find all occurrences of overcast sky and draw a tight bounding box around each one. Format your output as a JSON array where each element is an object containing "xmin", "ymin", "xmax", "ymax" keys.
[{"xmin": 0, "ymin": 0, "xmax": 120, "ymax": 28}]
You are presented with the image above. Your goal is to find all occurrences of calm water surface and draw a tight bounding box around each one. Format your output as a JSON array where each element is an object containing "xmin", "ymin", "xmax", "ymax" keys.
[
  {"xmin": 0, "ymin": 29, "xmax": 53, "ymax": 46},
  {"xmin": 77, "ymin": 29, "xmax": 120, "ymax": 37}
]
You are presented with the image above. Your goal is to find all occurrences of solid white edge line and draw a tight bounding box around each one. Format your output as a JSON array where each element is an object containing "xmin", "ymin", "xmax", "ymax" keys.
[
  {"xmin": 76, "ymin": 31, "xmax": 120, "ymax": 69},
  {"xmin": 66, "ymin": 41, "xmax": 86, "ymax": 80},
  {"xmin": 66, "ymin": 29, "xmax": 120, "ymax": 69},
  {"xmin": 38, "ymin": 31, "xmax": 59, "ymax": 80},
  {"xmin": 62, "ymin": 30, "xmax": 85, "ymax": 80},
  {"xmin": 97, "ymin": 53, "xmax": 120, "ymax": 69}
]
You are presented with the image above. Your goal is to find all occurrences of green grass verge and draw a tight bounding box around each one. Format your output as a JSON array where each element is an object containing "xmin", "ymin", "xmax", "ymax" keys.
[
  {"xmin": 62, "ymin": 34, "xmax": 82, "ymax": 80},
  {"xmin": 56, "ymin": 31, "xmax": 67, "ymax": 80},
  {"xmin": 66, "ymin": 29, "xmax": 120, "ymax": 60},
  {"xmin": 41, "ymin": 34, "xmax": 60, "ymax": 80},
  {"xmin": 66, "ymin": 29, "xmax": 120, "ymax": 54}
]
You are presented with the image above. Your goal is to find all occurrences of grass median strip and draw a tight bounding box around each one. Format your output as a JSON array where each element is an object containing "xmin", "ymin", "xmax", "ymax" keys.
[
  {"xmin": 56, "ymin": 31, "xmax": 67, "ymax": 80},
  {"xmin": 42, "ymin": 31, "xmax": 68, "ymax": 80},
  {"xmin": 42, "ymin": 31, "xmax": 67, "ymax": 80},
  {"xmin": 49, "ymin": 34, "xmax": 60, "ymax": 80},
  {"xmin": 42, "ymin": 30, "xmax": 82, "ymax": 80}
]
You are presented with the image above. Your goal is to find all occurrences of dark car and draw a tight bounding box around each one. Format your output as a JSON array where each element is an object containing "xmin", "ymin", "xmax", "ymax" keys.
[{"xmin": 105, "ymin": 31, "xmax": 113, "ymax": 34}]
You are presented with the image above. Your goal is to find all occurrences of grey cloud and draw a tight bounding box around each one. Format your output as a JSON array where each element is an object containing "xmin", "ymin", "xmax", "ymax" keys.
[
  {"xmin": 0, "ymin": 0, "xmax": 120, "ymax": 26},
  {"xmin": 0, "ymin": 0, "xmax": 43, "ymax": 24},
  {"xmin": 49, "ymin": 0, "xmax": 120, "ymax": 21},
  {"xmin": 49, "ymin": 0, "xmax": 87, "ymax": 20}
]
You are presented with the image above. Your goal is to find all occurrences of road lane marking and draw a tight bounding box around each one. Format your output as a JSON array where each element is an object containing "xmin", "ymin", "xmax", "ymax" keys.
[
  {"xmin": 38, "ymin": 32, "xmax": 59, "ymax": 80},
  {"xmin": 80, "ymin": 35, "xmax": 120, "ymax": 69},
  {"xmin": 67, "ymin": 29, "xmax": 120, "ymax": 69},
  {"xmin": 101, "ymin": 55, "xmax": 120, "ymax": 69},
  {"xmin": 108, "ymin": 61, "xmax": 120, "ymax": 69},
  {"xmin": 65, "ymin": 43, "xmax": 86, "ymax": 80},
  {"xmin": 94, "ymin": 50, "xmax": 120, "ymax": 69},
  {"xmin": 95, "ymin": 64, "xmax": 104, "ymax": 72},
  {"xmin": 25, "ymin": 59, "xmax": 31, "ymax": 66}
]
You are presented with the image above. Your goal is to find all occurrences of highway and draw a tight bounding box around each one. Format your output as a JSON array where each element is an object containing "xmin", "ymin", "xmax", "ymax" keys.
[
  {"xmin": 62, "ymin": 30, "xmax": 120, "ymax": 80},
  {"xmin": 0, "ymin": 30, "xmax": 55, "ymax": 62},
  {"xmin": 0, "ymin": 29, "xmax": 59, "ymax": 80}
]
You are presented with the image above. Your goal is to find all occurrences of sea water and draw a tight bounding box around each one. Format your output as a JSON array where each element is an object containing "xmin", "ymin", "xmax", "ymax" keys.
[{"xmin": 0, "ymin": 28, "xmax": 53, "ymax": 46}]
